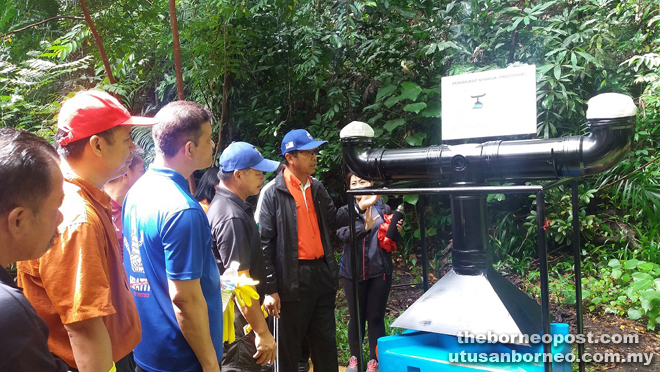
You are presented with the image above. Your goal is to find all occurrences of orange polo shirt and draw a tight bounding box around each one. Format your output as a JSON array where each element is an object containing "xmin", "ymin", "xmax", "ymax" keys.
[
  {"xmin": 17, "ymin": 168, "xmax": 141, "ymax": 368},
  {"xmin": 284, "ymin": 168, "xmax": 325, "ymax": 260}
]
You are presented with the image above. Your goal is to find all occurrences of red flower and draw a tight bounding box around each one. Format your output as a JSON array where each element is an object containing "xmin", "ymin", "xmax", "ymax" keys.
[{"xmin": 542, "ymin": 219, "xmax": 551, "ymax": 231}]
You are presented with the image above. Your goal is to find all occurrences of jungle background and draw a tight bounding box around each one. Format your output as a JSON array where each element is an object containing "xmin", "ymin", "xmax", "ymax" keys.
[{"xmin": 2, "ymin": 0, "xmax": 660, "ymax": 370}]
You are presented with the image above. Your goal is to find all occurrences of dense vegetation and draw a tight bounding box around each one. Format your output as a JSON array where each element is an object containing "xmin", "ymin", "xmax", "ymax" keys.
[{"xmin": 2, "ymin": 0, "xmax": 659, "ymax": 338}]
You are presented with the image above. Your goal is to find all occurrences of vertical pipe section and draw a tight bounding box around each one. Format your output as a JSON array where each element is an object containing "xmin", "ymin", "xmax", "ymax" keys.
[
  {"xmin": 536, "ymin": 191, "xmax": 552, "ymax": 372},
  {"xmin": 419, "ymin": 196, "xmax": 429, "ymax": 292},
  {"xmin": 348, "ymin": 197, "xmax": 364, "ymax": 372},
  {"xmin": 451, "ymin": 195, "xmax": 491, "ymax": 275},
  {"xmin": 572, "ymin": 181, "xmax": 585, "ymax": 372}
]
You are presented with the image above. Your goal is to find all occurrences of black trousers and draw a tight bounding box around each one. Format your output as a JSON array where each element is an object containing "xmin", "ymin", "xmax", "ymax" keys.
[
  {"xmin": 278, "ymin": 259, "xmax": 338, "ymax": 372},
  {"xmin": 341, "ymin": 274, "xmax": 392, "ymax": 360}
]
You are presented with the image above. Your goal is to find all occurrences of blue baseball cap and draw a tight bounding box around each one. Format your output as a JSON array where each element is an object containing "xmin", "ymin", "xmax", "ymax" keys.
[
  {"xmin": 219, "ymin": 142, "xmax": 280, "ymax": 172},
  {"xmin": 280, "ymin": 129, "xmax": 328, "ymax": 156}
]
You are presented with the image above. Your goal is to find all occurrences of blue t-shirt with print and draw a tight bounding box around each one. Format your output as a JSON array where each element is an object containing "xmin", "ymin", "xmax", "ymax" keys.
[{"xmin": 123, "ymin": 167, "xmax": 222, "ymax": 372}]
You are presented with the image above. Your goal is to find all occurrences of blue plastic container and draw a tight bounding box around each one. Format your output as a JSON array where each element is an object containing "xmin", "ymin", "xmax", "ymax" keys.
[{"xmin": 378, "ymin": 323, "xmax": 571, "ymax": 372}]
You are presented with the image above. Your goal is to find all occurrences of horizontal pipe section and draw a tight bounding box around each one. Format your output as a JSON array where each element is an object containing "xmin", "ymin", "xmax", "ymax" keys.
[{"xmin": 341, "ymin": 116, "xmax": 634, "ymax": 183}]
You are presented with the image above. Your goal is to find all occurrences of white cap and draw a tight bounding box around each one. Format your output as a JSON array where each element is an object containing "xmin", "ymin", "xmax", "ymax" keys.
[
  {"xmin": 340, "ymin": 121, "xmax": 375, "ymax": 139},
  {"xmin": 586, "ymin": 93, "xmax": 637, "ymax": 119}
]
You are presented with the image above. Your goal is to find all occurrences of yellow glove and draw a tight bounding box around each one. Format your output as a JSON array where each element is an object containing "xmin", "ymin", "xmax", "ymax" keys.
[
  {"xmin": 223, "ymin": 292, "xmax": 236, "ymax": 344},
  {"xmin": 222, "ymin": 274, "xmax": 261, "ymax": 343},
  {"xmin": 108, "ymin": 363, "xmax": 116, "ymax": 372},
  {"xmin": 234, "ymin": 285, "xmax": 259, "ymax": 308}
]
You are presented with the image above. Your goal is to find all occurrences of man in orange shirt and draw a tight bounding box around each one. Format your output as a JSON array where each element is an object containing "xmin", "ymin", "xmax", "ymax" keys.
[
  {"xmin": 17, "ymin": 90, "xmax": 155, "ymax": 372},
  {"xmin": 256, "ymin": 129, "xmax": 377, "ymax": 372}
]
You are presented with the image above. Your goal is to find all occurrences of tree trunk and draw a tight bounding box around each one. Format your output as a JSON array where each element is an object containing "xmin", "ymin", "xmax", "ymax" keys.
[
  {"xmin": 213, "ymin": 23, "xmax": 230, "ymax": 163},
  {"xmin": 168, "ymin": 0, "xmax": 196, "ymax": 193},
  {"xmin": 78, "ymin": 0, "xmax": 115, "ymax": 84},
  {"xmin": 168, "ymin": 0, "xmax": 185, "ymax": 101}
]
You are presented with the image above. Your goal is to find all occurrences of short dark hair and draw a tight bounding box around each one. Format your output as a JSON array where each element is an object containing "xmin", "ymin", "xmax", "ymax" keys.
[
  {"xmin": 218, "ymin": 170, "xmax": 234, "ymax": 183},
  {"xmin": 128, "ymin": 147, "xmax": 145, "ymax": 172},
  {"xmin": 55, "ymin": 126, "xmax": 121, "ymax": 160},
  {"xmin": 194, "ymin": 167, "xmax": 219, "ymax": 202},
  {"xmin": 0, "ymin": 128, "xmax": 58, "ymax": 215},
  {"xmin": 152, "ymin": 101, "xmax": 212, "ymax": 158},
  {"xmin": 282, "ymin": 151, "xmax": 298, "ymax": 166}
]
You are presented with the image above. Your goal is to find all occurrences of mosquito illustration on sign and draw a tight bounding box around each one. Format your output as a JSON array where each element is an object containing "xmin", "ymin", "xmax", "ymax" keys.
[{"xmin": 472, "ymin": 93, "xmax": 485, "ymax": 109}]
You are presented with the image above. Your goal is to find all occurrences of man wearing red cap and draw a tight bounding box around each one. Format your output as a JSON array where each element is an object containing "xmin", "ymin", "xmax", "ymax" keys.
[{"xmin": 17, "ymin": 90, "xmax": 155, "ymax": 372}]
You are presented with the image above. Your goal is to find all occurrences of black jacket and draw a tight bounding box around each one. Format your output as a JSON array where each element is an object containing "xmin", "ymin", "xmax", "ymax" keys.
[
  {"xmin": 337, "ymin": 200, "xmax": 393, "ymax": 280},
  {"xmin": 256, "ymin": 172, "xmax": 349, "ymax": 302}
]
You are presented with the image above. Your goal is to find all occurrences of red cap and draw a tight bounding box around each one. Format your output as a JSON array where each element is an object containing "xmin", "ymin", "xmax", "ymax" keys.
[{"xmin": 57, "ymin": 90, "xmax": 157, "ymax": 146}]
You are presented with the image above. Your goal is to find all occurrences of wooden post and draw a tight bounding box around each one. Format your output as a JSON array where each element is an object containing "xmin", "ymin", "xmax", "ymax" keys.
[
  {"xmin": 167, "ymin": 0, "xmax": 196, "ymax": 193},
  {"xmin": 79, "ymin": 0, "xmax": 115, "ymax": 84}
]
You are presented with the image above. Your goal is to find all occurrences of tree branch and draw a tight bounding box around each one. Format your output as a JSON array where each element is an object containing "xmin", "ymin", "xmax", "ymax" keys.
[
  {"xmin": 79, "ymin": 0, "xmax": 115, "ymax": 84},
  {"xmin": 1, "ymin": 16, "xmax": 85, "ymax": 38}
]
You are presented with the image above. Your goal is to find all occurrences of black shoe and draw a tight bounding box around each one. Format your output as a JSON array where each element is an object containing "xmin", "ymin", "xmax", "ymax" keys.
[{"xmin": 298, "ymin": 360, "xmax": 310, "ymax": 372}]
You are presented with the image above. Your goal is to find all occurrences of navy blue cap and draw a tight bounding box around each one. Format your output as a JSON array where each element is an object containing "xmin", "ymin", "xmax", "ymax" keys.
[
  {"xmin": 280, "ymin": 129, "xmax": 328, "ymax": 156},
  {"xmin": 219, "ymin": 142, "xmax": 280, "ymax": 172}
]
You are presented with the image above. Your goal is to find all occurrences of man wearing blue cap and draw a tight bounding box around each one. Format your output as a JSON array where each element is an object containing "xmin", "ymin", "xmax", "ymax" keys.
[
  {"xmin": 208, "ymin": 142, "xmax": 279, "ymax": 371},
  {"xmin": 256, "ymin": 129, "xmax": 375, "ymax": 372}
]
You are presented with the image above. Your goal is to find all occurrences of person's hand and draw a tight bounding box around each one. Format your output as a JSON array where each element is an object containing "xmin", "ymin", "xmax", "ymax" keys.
[
  {"xmin": 357, "ymin": 194, "xmax": 380, "ymax": 211},
  {"xmin": 364, "ymin": 206, "xmax": 381, "ymax": 231},
  {"xmin": 253, "ymin": 330, "xmax": 277, "ymax": 365},
  {"xmin": 397, "ymin": 218, "xmax": 403, "ymax": 233},
  {"xmin": 264, "ymin": 293, "xmax": 281, "ymax": 318}
]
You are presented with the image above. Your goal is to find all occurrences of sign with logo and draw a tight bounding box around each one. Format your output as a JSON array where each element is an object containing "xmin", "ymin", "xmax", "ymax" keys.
[{"xmin": 441, "ymin": 65, "xmax": 537, "ymax": 141}]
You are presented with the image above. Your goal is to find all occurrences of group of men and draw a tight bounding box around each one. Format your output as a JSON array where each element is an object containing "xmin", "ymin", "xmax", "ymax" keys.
[{"xmin": 0, "ymin": 89, "xmax": 377, "ymax": 372}]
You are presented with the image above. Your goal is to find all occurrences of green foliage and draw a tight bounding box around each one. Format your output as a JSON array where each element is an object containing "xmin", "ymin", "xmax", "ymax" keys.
[
  {"xmin": 3, "ymin": 0, "xmax": 660, "ymax": 341},
  {"xmin": 583, "ymin": 258, "xmax": 660, "ymax": 330}
]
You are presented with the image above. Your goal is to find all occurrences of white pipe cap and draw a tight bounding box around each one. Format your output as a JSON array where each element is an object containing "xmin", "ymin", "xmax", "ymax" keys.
[
  {"xmin": 340, "ymin": 121, "xmax": 375, "ymax": 138},
  {"xmin": 586, "ymin": 93, "xmax": 637, "ymax": 119}
]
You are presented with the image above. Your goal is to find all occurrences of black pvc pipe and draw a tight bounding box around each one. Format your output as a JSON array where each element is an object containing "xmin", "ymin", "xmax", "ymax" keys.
[
  {"xmin": 450, "ymin": 195, "xmax": 491, "ymax": 275},
  {"xmin": 341, "ymin": 117, "xmax": 635, "ymax": 183}
]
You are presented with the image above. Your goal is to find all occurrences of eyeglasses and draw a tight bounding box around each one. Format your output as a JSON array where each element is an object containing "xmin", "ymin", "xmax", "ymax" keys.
[{"xmin": 296, "ymin": 150, "xmax": 318, "ymax": 157}]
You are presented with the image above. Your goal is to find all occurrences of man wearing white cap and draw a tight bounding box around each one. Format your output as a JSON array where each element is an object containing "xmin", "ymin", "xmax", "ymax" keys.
[{"xmin": 208, "ymin": 141, "xmax": 279, "ymax": 371}]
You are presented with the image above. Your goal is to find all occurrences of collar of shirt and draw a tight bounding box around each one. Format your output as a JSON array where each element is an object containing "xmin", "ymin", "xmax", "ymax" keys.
[
  {"xmin": 215, "ymin": 186, "xmax": 251, "ymax": 212},
  {"xmin": 61, "ymin": 166, "xmax": 112, "ymax": 209},
  {"xmin": 284, "ymin": 167, "xmax": 312, "ymax": 207},
  {"xmin": 150, "ymin": 166, "xmax": 190, "ymax": 191},
  {"xmin": 0, "ymin": 266, "xmax": 15, "ymax": 288}
]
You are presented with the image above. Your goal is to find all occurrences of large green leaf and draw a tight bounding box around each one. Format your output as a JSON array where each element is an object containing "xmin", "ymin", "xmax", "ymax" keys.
[
  {"xmin": 383, "ymin": 118, "xmax": 405, "ymax": 132},
  {"xmin": 376, "ymin": 84, "xmax": 397, "ymax": 102},
  {"xmin": 403, "ymin": 102, "xmax": 427, "ymax": 114},
  {"xmin": 405, "ymin": 132, "xmax": 427, "ymax": 146},
  {"xmin": 420, "ymin": 101, "xmax": 441, "ymax": 117},
  {"xmin": 400, "ymin": 82, "xmax": 422, "ymax": 101},
  {"xmin": 384, "ymin": 95, "xmax": 402, "ymax": 109}
]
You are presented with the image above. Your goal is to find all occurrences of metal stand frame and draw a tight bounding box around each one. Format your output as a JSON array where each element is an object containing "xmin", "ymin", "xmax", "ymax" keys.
[{"xmin": 345, "ymin": 180, "xmax": 586, "ymax": 372}]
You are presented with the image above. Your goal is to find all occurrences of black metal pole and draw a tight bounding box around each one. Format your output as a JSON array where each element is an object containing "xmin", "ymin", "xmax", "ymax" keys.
[
  {"xmin": 536, "ymin": 190, "xmax": 552, "ymax": 372},
  {"xmin": 347, "ymin": 197, "xmax": 364, "ymax": 372},
  {"xmin": 419, "ymin": 195, "xmax": 429, "ymax": 292},
  {"xmin": 571, "ymin": 180, "xmax": 585, "ymax": 372}
]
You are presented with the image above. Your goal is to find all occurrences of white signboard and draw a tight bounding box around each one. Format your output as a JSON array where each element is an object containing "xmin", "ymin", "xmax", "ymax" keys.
[{"xmin": 441, "ymin": 65, "xmax": 537, "ymax": 141}]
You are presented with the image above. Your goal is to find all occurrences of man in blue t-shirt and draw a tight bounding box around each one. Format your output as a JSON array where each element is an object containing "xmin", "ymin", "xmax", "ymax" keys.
[{"xmin": 123, "ymin": 101, "xmax": 223, "ymax": 372}]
